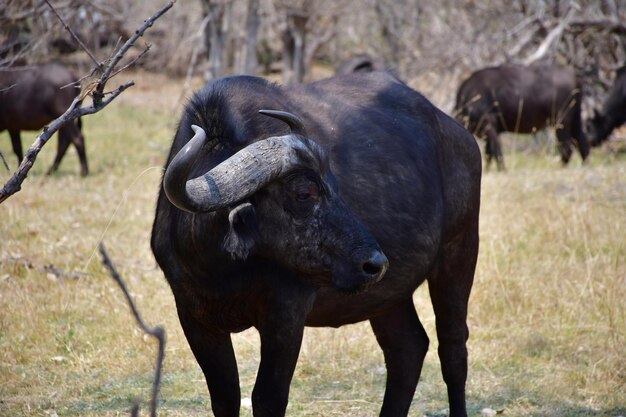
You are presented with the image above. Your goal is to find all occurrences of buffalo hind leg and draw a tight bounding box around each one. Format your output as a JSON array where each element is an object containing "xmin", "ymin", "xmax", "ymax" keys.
[
  {"xmin": 48, "ymin": 123, "xmax": 88, "ymax": 176},
  {"xmin": 178, "ymin": 310, "xmax": 241, "ymax": 417},
  {"xmin": 428, "ymin": 226, "xmax": 479, "ymax": 417},
  {"xmin": 69, "ymin": 122, "xmax": 89, "ymax": 176},
  {"xmin": 485, "ymin": 127, "xmax": 505, "ymax": 171},
  {"xmin": 370, "ymin": 299, "xmax": 429, "ymax": 417},
  {"xmin": 9, "ymin": 130, "xmax": 23, "ymax": 165},
  {"xmin": 47, "ymin": 131, "xmax": 71, "ymax": 175}
]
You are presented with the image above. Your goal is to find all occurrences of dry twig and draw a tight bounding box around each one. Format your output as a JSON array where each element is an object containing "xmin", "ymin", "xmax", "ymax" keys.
[
  {"xmin": 99, "ymin": 243, "xmax": 165, "ymax": 417},
  {"xmin": 0, "ymin": 1, "xmax": 175, "ymax": 204},
  {"xmin": 0, "ymin": 152, "xmax": 9, "ymax": 171},
  {"xmin": 42, "ymin": 0, "xmax": 101, "ymax": 68}
]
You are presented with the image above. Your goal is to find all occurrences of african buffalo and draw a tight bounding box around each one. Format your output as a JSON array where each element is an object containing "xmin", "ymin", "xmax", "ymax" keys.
[
  {"xmin": 0, "ymin": 62, "xmax": 88, "ymax": 176},
  {"xmin": 151, "ymin": 71, "xmax": 481, "ymax": 417},
  {"xmin": 587, "ymin": 65, "xmax": 626, "ymax": 146},
  {"xmin": 455, "ymin": 63, "xmax": 589, "ymax": 170}
]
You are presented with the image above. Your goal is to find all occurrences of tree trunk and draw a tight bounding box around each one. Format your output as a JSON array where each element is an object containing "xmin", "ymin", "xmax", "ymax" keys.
[
  {"xmin": 286, "ymin": 11, "xmax": 308, "ymax": 84},
  {"xmin": 281, "ymin": 26, "xmax": 295, "ymax": 84},
  {"xmin": 201, "ymin": 0, "xmax": 226, "ymax": 81},
  {"xmin": 242, "ymin": 0, "xmax": 260, "ymax": 75}
]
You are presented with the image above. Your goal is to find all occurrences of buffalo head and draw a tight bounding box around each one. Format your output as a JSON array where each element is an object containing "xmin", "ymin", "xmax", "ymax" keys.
[
  {"xmin": 163, "ymin": 110, "xmax": 388, "ymax": 292},
  {"xmin": 587, "ymin": 109, "xmax": 612, "ymax": 147}
]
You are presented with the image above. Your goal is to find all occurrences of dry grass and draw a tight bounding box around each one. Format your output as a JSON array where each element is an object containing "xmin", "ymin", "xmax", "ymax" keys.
[{"xmin": 0, "ymin": 72, "xmax": 624, "ymax": 416}]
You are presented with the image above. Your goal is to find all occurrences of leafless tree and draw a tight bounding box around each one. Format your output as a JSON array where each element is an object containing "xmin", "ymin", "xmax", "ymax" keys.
[
  {"xmin": 200, "ymin": 0, "xmax": 226, "ymax": 80},
  {"xmin": 242, "ymin": 0, "xmax": 260, "ymax": 74},
  {"xmin": 0, "ymin": 1, "xmax": 174, "ymax": 204},
  {"xmin": 99, "ymin": 243, "xmax": 165, "ymax": 417}
]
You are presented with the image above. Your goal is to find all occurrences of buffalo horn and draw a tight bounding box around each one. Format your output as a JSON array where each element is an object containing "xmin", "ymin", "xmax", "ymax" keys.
[
  {"xmin": 259, "ymin": 109, "xmax": 306, "ymax": 136},
  {"xmin": 164, "ymin": 123, "xmax": 317, "ymax": 213}
]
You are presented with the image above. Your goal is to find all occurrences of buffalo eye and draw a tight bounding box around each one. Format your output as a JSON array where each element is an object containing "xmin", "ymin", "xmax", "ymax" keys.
[
  {"xmin": 284, "ymin": 174, "xmax": 322, "ymax": 217},
  {"xmin": 294, "ymin": 180, "xmax": 320, "ymax": 200},
  {"xmin": 296, "ymin": 185, "xmax": 318, "ymax": 202}
]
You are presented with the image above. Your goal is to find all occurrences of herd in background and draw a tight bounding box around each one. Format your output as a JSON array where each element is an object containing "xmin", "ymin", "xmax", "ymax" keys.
[
  {"xmin": 455, "ymin": 63, "xmax": 589, "ymax": 171},
  {"xmin": 0, "ymin": 57, "xmax": 625, "ymax": 175},
  {"xmin": 455, "ymin": 61, "xmax": 625, "ymax": 170},
  {"xmin": 0, "ymin": 62, "xmax": 88, "ymax": 176}
]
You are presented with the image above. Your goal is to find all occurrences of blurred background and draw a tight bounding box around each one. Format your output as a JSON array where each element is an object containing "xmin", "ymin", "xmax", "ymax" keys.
[{"xmin": 2, "ymin": 0, "xmax": 625, "ymax": 113}]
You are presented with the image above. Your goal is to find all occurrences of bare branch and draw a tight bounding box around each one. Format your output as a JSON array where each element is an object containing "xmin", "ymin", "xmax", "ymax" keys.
[
  {"xmin": 0, "ymin": 1, "xmax": 174, "ymax": 205},
  {"xmin": 568, "ymin": 18, "xmax": 626, "ymax": 35},
  {"xmin": 0, "ymin": 1, "xmax": 72, "ymax": 22},
  {"xmin": 0, "ymin": 152, "xmax": 9, "ymax": 172},
  {"xmin": 523, "ymin": 7, "xmax": 576, "ymax": 64},
  {"xmin": 172, "ymin": 14, "xmax": 210, "ymax": 114},
  {"xmin": 108, "ymin": 45, "xmax": 153, "ymax": 81},
  {"xmin": 43, "ymin": 0, "xmax": 101, "ymax": 68},
  {"xmin": 0, "ymin": 82, "xmax": 17, "ymax": 92},
  {"xmin": 93, "ymin": 2, "xmax": 174, "ymax": 106},
  {"xmin": 99, "ymin": 243, "xmax": 165, "ymax": 417}
]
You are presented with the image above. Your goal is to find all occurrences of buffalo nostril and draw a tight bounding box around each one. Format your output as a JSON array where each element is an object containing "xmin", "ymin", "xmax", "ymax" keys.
[{"xmin": 362, "ymin": 251, "xmax": 389, "ymax": 280}]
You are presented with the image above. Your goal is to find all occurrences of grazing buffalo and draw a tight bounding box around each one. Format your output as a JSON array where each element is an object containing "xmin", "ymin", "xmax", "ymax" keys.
[
  {"xmin": 151, "ymin": 71, "xmax": 481, "ymax": 417},
  {"xmin": 455, "ymin": 63, "xmax": 589, "ymax": 170},
  {"xmin": 0, "ymin": 62, "xmax": 88, "ymax": 176},
  {"xmin": 587, "ymin": 65, "xmax": 626, "ymax": 146}
]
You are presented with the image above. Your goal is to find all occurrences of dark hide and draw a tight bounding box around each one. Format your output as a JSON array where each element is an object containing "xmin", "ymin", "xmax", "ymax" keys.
[
  {"xmin": 587, "ymin": 65, "xmax": 626, "ymax": 146},
  {"xmin": 455, "ymin": 63, "xmax": 589, "ymax": 170},
  {"xmin": 151, "ymin": 72, "xmax": 482, "ymax": 417},
  {"xmin": 0, "ymin": 62, "xmax": 88, "ymax": 176}
]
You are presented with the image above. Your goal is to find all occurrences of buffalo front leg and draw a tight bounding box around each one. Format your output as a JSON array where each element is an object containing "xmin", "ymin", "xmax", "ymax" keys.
[
  {"xmin": 253, "ymin": 292, "xmax": 313, "ymax": 417},
  {"xmin": 9, "ymin": 130, "xmax": 23, "ymax": 165},
  {"xmin": 555, "ymin": 125, "xmax": 574, "ymax": 165},
  {"xmin": 178, "ymin": 311, "xmax": 241, "ymax": 417},
  {"xmin": 556, "ymin": 119, "xmax": 589, "ymax": 165},
  {"xmin": 428, "ymin": 226, "xmax": 479, "ymax": 417},
  {"xmin": 370, "ymin": 299, "xmax": 429, "ymax": 417},
  {"xmin": 568, "ymin": 108, "xmax": 590, "ymax": 163}
]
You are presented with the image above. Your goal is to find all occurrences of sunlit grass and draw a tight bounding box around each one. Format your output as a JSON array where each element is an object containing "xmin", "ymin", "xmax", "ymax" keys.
[{"xmin": 0, "ymin": 78, "xmax": 624, "ymax": 416}]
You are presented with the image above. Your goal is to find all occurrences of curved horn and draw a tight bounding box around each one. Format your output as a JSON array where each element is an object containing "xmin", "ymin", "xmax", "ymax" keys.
[
  {"xmin": 163, "ymin": 124, "xmax": 316, "ymax": 213},
  {"xmin": 164, "ymin": 125, "xmax": 207, "ymax": 212},
  {"xmin": 259, "ymin": 109, "xmax": 306, "ymax": 136}
]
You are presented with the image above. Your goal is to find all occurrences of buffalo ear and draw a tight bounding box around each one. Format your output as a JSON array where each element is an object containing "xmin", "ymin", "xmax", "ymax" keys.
[{"xmin": 223, "ymin": 202, "xmax": 258, "ymax": 260}]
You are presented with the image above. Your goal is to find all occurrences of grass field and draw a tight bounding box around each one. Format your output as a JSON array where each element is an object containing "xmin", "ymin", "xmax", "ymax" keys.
[{"xmin": 0, "ymin": 71, "xmax": 624, "ymax": 417}]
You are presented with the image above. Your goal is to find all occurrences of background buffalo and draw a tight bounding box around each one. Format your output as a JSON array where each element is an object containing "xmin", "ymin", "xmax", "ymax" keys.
[
  {"xmin": 587, "ymin": 64, "xmax": 626, "ymax": 146},
  {"xmin": 455, "ymin": 63, "xmax": 589, "ymax": 171},
  {"xmin": 0, "ymin": 62, "xmax": 88, "ymax": 176}
]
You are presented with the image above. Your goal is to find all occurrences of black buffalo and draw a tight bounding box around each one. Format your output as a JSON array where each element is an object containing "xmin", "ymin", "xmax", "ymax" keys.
[
  {"xmin": 0, "ymin": 62, "xmax": 88, "ymax": 176},
  {"xmin": 587, "ymin": 65, "xmax": 626, "ymax": 146},
  {"xmin": 151, "ymin": 71, "xmax": 481, "ymax": 417},
  {"xmin": 455, "ymin": 63, "xmax": 589, "ymax": 170}
]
